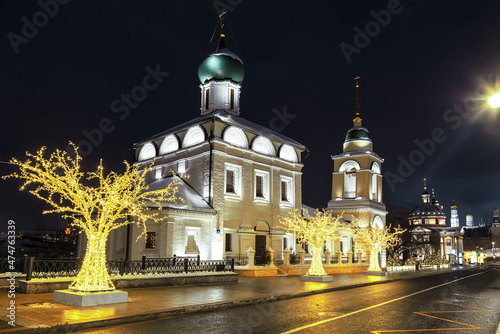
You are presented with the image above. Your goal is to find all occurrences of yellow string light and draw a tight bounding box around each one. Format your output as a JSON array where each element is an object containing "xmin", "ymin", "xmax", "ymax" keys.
[
  {"xmin": 3, "ymin": 142, "xmax": 181, "ymax": 292},
  {"xmin": 280, "ymin": 209, "xmax": 351, "ymax": 276},
  {"xmin": 355, "ymin": 225, "xmax": 405, "ymax": 272}
]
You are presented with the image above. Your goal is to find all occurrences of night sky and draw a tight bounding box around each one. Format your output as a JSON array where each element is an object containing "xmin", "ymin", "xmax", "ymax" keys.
[{"xmin": 1, "ymin": 0, "xmax": 500, "ymax": 232}]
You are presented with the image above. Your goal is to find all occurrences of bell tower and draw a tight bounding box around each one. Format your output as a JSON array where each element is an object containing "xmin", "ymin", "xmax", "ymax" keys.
[
  {"xmin": 327, "ymin": 77, "xmax": 388, "ymax": 267},
  {"xmin": 450, "ymin": 198, "xmax": 459, "ymax": 227}
]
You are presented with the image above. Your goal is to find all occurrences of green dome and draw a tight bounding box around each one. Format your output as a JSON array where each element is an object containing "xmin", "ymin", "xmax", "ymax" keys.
[
  {"xmin": 198, "ymin": 49, "xmax": 245, "ymax": 84},
  {"xmin": 345, "ymin": 127, "xmax": 370, "ymax": 141}
]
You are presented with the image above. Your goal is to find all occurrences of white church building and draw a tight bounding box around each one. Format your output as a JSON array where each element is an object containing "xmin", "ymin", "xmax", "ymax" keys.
[{"xmin": 101, "ymin": 23, "xmax": 306, "ymax": 263}]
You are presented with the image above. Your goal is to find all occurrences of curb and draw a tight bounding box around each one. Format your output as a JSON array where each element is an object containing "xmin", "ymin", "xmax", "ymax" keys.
[{"xmin": 7, "ymin": 266, "xmax": 482, "ymax": 333}]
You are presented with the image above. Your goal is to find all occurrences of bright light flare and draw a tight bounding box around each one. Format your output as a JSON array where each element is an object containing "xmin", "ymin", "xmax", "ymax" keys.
[{"xmin": 488, "ymin": 92, "xmax": 500, "ymax": 108}]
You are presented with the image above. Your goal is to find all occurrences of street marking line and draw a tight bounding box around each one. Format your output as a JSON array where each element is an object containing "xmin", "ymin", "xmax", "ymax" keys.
[
  {"xmin": 280, "ymin": 271, "xmax": 486, "ymax": 334},
  {"xmin": 453, "ymin": 293, "xmax": 497, "ymax": 301},
  {"xmin": 371, "ymin": 297, "xmax": 492, "ymax": 332},
  {"xmin": 438, "ymin": 300, "xmax": 492, "ymax": 311}
]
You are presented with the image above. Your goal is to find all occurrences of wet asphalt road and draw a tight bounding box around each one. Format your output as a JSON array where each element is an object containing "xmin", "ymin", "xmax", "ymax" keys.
[{"xmin": 82, "ymin": 266, "xmax": 500, "ymax": 334}]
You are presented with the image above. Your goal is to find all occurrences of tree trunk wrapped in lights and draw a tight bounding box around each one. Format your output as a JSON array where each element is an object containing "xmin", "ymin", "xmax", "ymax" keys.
[
  {"xmin": 3, "ymin": 143, "xmax": 181, "ymax": 292},
  {"xmin": 355, "ymin": 225, "xmax": 405, "ymax": 272},
  {"xmin": 280, "ymin": 210, "xmax": 350, "ymax": 277}
]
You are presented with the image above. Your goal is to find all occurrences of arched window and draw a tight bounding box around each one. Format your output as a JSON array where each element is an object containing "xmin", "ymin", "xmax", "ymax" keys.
[
  {"xmin": 371, "ymin": 162, "xmax": 380, "ymax": 201},
  {"xmin": 159, "ymin": 134, "xmax": 179, "ymax": 155},
  {"xmin": 372, "ymin": 216, "xmax": 384, "ymax": 229},
  {"xmin": 182, "ymin": 125, "xmax": 205, "ymax": 148},
  {"xmin": 138, "ymin": 142, "xmax": 156, "ymax": 161},
  {"xmin": 223, "ymin": 126, "xmax": 248, "ymax": 148},
  {"xmin": 340, "ymin": 161, "xmax": 360, "ymax": 199},
  {"xmin": 251, "ymin": 136, "xmax": 276, "ymax": 156},
  {"xmin": 278, "ymin": 144, "xmax": 298, "ymax": 163}
]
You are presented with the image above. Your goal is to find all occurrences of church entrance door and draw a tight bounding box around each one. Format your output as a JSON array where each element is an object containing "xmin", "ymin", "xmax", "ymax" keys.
[{"xmin": 255, "ymin": 235, "xmax": 267, "ymax": 265}]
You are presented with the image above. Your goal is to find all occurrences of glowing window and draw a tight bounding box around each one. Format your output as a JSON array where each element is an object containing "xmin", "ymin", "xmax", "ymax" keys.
[
  {"xmin": 183, "ymin": 125, "xmax": 205, "ymax": 148},
  {"xmin": 138, "ymin": 142, "xmax": 156, "ymax": 161},
  {"xmin": 371, "ymin": 162, "xmax": 380, "ymax": 201},
  {"xmin": 223, "ymin": 126, "xmax": 248, "ymax": 148},
  {"xmin": 372, "ymin": 216, "xmax": 384, "ymax": 229},
  {"xmin": 155, "ymin": 167, "xmax": 162, "ymax": 179},
  {"xmin": 159, "ymin": 135, "xmax": 179, "ymax": 155},
  {"xmin": 178, "ymin": 159, "xmax": 187, "ymax": 174},
  {"xmin": 344, "ymin": 170, "xmax": 356, "ymax": 199},
  {"xmin": 279, "ymin": 144, "xmax": 298, "ymax": 163},
  {"xmin": 252, "ymin": 136, "xmax": 276, "ymax": 156}
]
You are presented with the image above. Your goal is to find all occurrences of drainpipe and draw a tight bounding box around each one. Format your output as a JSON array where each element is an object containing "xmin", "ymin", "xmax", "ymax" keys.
[{"xmin": 208, "ymin": 116, "xmax": 215, "ymax": 205}]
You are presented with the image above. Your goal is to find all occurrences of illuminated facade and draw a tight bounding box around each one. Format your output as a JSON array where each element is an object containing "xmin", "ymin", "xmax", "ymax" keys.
[
  {"xmin": 408, "ymin": 181, "xmax": 462, "ymax": 264},
  {"xmin": 326, "ymin": 78, "xmax": 387, "ymax": 268},
  {"xmin": 104, "ymin": 23, "xmax": 306, "ymax": 262},
  {"xmin": 450, "ymin": 199, "xmax": 459, "ymax": 227},
  {"xmin": 493, "ymin": 207, "xmax": 500, "ymax": 227},
  {"xmin": 466, "ymin": 208, "xmax": 474, "ymax": 227}
]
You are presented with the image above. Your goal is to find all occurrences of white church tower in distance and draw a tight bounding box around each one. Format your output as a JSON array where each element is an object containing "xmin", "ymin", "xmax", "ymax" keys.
[
  {"xmin": 104, "ymin": 14, "xmax": 307, "ymax": 263},
  {"xmin": 450, "ymin": 199, "xmax": 459, "ymax": 227},
  {"xmin": 466, "ymin": 208, "xmax": 474, "ymax": 227},
  {"xmin": 327, "ymin": 77, "xmax": 387, "ymax": 268}
]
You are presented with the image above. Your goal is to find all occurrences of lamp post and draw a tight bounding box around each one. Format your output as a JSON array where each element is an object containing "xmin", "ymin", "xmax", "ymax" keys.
[{"xmin": 493, "ymin": 242, "xmax": 496, "ymax": 262}]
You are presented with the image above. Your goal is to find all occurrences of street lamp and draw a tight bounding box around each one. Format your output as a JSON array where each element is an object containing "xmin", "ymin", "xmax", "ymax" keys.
[{"xmin": 488, "ymin": 92, "xmax": 500, "ymax": 109}]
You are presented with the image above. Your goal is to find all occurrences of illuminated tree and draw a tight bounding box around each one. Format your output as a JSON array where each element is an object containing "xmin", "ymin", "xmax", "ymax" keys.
[
  {"xmin": 280, "ymin": 210, "xmax": 351, "ymax": 276},
  {"xmin": 355, "ymin": 225, "xmax": 405, "ymax": 272},
  {"xmin": 3, "ymin": 144, "xmax": 181, "ymax": 292}
]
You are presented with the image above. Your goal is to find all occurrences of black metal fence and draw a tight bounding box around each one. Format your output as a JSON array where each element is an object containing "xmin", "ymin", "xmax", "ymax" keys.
[{"xmin": 9, "ymin": 255, "xmax": 234, "ymax": 280}]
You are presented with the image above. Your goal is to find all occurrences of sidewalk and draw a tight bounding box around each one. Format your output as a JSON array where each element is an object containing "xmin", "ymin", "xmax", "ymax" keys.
[{"xmin": 0, "ymin": 265, "xmax": 476, "ymax": 333}]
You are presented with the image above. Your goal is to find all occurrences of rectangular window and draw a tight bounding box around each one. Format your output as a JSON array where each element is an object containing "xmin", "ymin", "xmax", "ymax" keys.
[
  {"xmin": 230, "ymin": 89, "xmax": 235, "ymax": 109},
  {"xmin": 145, "ymin": 232, "xmax": 156, "ymax": 249},
  {"xmin": 178, "ymin": 159, "xmax": 186, "ymax": 174},
  {"xmin": 155, "ymin": 167, "xmax": 162, "ymax": 179},
  {"xmin": 283, "ymin": 237, "xmax": 288, "ymax": 250},
  {"xmin": 226, "ymin": 170, "xmax": 235, "ymax": 193},
  {"xmin": 225, "ymin": 233, "xmax": 232, "ymax": 252},
  {"xmin": 254, "ymin": 170, "xmax": 270, "ymax": 203},
  {"xmin": 225, "ymin": 163, "xmax": 242, "ymax": 198},
  {"xmin": 280, "ymin": 176, "xmax": 293, "ymax": 206},
  {"xmin": 281, "ymin": 181, "xmax": 288, "ymax": 201},
  {"xmin": 205, "ymin": 89, "xmax": 210, "ymax": 109},
  {"xmin": 256, "ymin": 175, "xmax": 263, "ymax": 197}
]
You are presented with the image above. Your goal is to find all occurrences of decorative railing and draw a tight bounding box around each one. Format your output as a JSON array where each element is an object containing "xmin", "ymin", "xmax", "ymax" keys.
[
  {"xmin": 31, "ymin": 258, "xmax": 82, "ymax": 279},
  {"xmin": 18, "ymin": 255, "xmax": 234, "ymax": 281}
]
